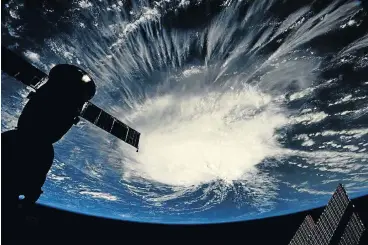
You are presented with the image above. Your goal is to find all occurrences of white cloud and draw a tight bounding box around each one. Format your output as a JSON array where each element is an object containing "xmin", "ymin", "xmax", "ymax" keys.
[
  {"xmin": 78, "ymin": 0, "xmax": 93, "ymax": 8},
  {"xmin": 24, "ymin": 51, "xmax": 40, "ymax": 63},
  {"xmin": 79, "ymin": 191, "xmax": 118, "ymax": 201}
]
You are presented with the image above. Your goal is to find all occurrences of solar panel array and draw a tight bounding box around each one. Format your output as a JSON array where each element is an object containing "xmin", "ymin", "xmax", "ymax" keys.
[
  {"xmin": 308, "ymin": 184, "xmax": 350, "ymax": 245},
  {"xmin": 289, "ymin": 215, "xmax": 316, "ymax": 245},
  {"xmin": 80, "ymin": 102, "xmax": 140, "ymax": 149},
  {"xmin": 338, "ymin": 213, "xmax": 366, "ymax": 245},
  {"xmin": 289, "ymin": 184, "xmax": 366, "ymax": 245},
  {"xmin": 1, "ymin": 45, "xmax": 47, "ymax": 88}
]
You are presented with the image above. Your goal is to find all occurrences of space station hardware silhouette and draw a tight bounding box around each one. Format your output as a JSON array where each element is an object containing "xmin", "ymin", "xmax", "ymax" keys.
[
  {"xmin": 288, "ymin": 184, "xmax": 366, "ymax": 245},
  {"xmin": 1, "ymin": 45, "xmax": 141, "ymax": 208}
]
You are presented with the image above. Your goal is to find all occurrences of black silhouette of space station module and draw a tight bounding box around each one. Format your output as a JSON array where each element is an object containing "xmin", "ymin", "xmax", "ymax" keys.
[
  {"xmin": 1, "ymin": 46, "xmax": 140, "ymax": 205},
  {"xmin": 2, "ymin": 46, "xmax": 141, "ymax": 150}
]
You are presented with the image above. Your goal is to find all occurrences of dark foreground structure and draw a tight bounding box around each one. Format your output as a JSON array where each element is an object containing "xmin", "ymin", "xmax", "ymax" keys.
[
  {"xmin": 289, "ymin": 184, "xmax": 366, "ymax": 245},
  {"xmin": 1, "ymin": 45, "xmax": 142, "ymax": 237},
  {"xmin": 1, "ymin": 45, "xmax": 141, "ymax": 151},
  {"xmin": 2, "ymin": 192, "xmax": 367, "ymax": 244},
  {"xmin": 1, "ymin": 45, "xmax": 140, "ymax": 243}
]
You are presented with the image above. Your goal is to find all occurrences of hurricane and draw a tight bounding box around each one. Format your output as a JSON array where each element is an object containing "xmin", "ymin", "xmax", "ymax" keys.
[{"xmin": 2, "ymin": 0, "xmax": 368, "ymax": 224}]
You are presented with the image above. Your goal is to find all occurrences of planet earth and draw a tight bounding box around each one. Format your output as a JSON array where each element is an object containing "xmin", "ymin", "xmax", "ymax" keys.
[{"xmin": 1, "ymin": 0, "xmax": 368, "ymax": 224}]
